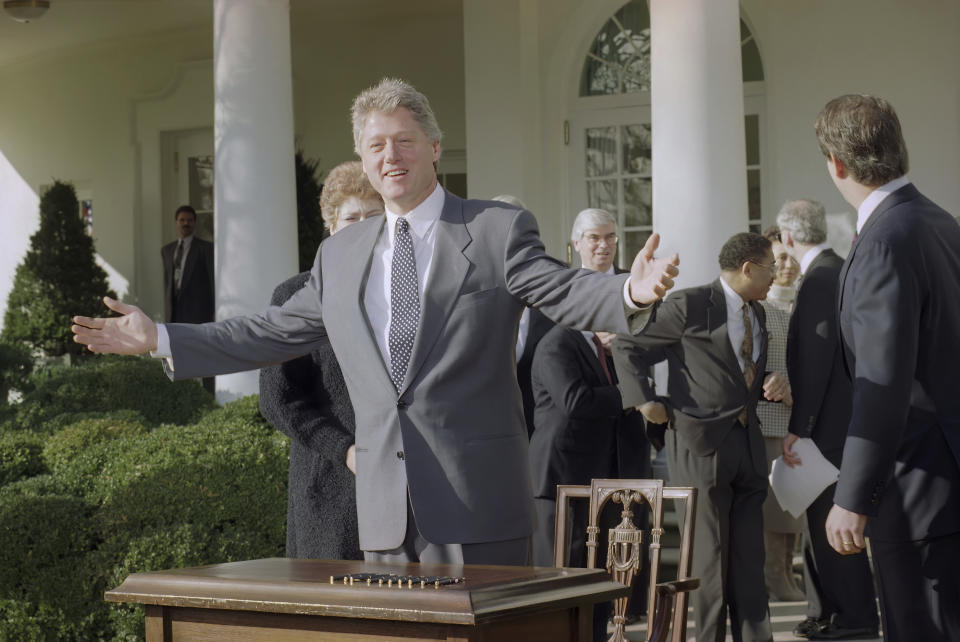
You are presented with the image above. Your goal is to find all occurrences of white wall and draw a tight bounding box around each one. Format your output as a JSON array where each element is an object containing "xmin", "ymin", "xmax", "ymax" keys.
[{"xmin": 463, "ymin": 0, "xmax": 960, "ymax": 261}]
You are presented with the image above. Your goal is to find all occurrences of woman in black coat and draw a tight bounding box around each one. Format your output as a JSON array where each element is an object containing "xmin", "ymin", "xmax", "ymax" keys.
[{"xmin": 259, "ymin": 161, "xmax": 384, "ymax": 559}]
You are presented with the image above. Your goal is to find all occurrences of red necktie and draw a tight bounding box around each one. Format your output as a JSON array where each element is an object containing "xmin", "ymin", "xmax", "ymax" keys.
[{"xmin": 592, "ymin": 334, "xmax": 614, "ymax": 385}]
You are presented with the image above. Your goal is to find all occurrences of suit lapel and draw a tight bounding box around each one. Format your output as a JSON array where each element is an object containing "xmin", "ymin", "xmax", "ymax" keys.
[
  {"xmin": 707, "ymin": 279, "xmax": 745, "ymax": 385},
  {"xmin": 575, "ymin": 329, "xmax": 609, "ymax": 384},
  {"xmin": 399, "ymin": 192, "xmax": 472, "ymax": 395},
  {"xmin": 353, "ymin": 216, "xmax": 394, "ymax": 389}
]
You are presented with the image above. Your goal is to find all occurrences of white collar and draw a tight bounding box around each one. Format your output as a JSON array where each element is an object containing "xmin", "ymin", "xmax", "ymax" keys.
[
  {"xmin": 719, "ymin": 275, "xmax": 747, "ymax": 313},
  {"xmin": 857, "ymin": 175, "xmax": 911, "ymax": 233},
  {"xmin": 799, "ymin": 243, "xmax": 831, "ymax": 275},
  {"xmin": 385, "ymin": 183, "xmax": 444, "ymax": 243}
]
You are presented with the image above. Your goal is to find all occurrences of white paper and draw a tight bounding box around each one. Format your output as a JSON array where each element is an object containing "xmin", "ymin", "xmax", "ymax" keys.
[{"xmin": 769, "ymin": 437, "xmax": 840, "ymax": 518}]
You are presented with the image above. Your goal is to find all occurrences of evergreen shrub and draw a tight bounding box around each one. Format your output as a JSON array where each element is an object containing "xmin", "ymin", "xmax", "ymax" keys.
[
  {"xmin": 13, "ymin": 355, "xmax": 215, "ymax": 432},
  {"xmin": 1, "ymin": 181, "xmax": 115, "ymax": 358},
  {"xmin": 0, "ymin": 430, "xmax": 45, "ymax": 485}
]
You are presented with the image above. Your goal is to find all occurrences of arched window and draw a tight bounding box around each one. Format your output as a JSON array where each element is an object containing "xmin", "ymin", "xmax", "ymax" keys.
[{"xmin": 568, "ymin": 0, "xmax": 765, "ymax": 266}]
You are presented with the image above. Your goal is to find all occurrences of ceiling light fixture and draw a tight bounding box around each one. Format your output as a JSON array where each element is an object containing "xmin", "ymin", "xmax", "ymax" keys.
[{"xmin": 4, "ymin": 0, "xmax": 50, "ymax": 23}]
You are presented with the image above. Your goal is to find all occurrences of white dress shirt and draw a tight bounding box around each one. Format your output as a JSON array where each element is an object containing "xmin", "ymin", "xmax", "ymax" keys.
[
  {"xmin": 856, "ymin": 175, "xmax": 911, "ymax": 233},
  {"xmin": 719, "ymin": 276, "xmax": 760, "ymax": 372},
  {"xmin": 364, "ymin": 183, "xmax": 444, "ymax": 371}
]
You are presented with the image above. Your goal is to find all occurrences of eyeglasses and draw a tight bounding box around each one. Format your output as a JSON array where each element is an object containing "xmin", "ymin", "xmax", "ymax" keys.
[
  {"xmin": 749, "ymin": 260, "xmax": 778, "ymax": 273},
  {"xmin": 583, "ymin": 233, "xmax": 618, "ymax": 246}
]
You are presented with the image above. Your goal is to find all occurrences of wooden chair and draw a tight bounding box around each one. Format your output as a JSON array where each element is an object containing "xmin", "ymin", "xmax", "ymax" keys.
[{"xmin": 554, "ymin": 479, "xmax": 699, "ymax": 642}]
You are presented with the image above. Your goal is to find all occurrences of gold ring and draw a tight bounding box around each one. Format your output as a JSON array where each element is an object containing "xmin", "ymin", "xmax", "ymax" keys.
[{"xmin": 842, "ymin": 540, "xmax": 854, "ymax": 545}]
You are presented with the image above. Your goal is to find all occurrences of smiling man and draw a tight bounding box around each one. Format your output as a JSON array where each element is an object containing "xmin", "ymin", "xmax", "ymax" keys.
[
  {"xmin": 613, "ymin": 232, "xmax": 788, "ymax": 642},
  {"xmin": 72, "ymin": 78, "xmax": 680, "ymax": 566}
]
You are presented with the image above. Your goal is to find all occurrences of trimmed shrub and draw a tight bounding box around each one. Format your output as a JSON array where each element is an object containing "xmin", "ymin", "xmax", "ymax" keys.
[
  {"xmin": 1, "ymin": 181, "xmax": 115, "ymax": 358},
  {"xmin": 0, "ymin": 430, "xmax": 45, "ymax": 485},
  {"xmin": 0, "ymin": 493, "xmax": 106, "ymax": 640},
  {"xmin": 0, "ymin": 394, "xmax": 288, "ymax": 641},
  {"xmin": 13, "ymin": 356, "xmax": 215, "ymax": 432},
  {"xmin": 0, "ymin": 341, "xmax": 33, "ymax": 405}
]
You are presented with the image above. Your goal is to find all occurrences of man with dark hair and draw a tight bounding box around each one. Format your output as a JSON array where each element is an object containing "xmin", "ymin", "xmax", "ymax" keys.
[
  {"xmin": 815, "ymin": 94, "xmax": 960, "ymax": 641},
  {"xmin": 613, "ymin": 232, "xmax": 787, "ymax": 642},
  {"xmin": 161, "ymin": 204, "xmax": 214, "ymax": 392},
  {"xmin": 778, "ymin": 198, "xmax": 879, "ymax": 640}
]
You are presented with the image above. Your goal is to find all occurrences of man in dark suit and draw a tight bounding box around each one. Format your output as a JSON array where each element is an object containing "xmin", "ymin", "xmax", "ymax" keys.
[
  {"xmin": 161, "ymin": 205, "xmax": 215, "ymax": 392},
  {"xmin": 815, "ymin": 94, "xmax": 960, "ymax": 641},
  {"xmin": 778, "ymin": 198, "xmax": 878, "ymax": 640},
  {"xmin": 530, "ymin": 208, "xmax": 650, "ymax": 641},
  {"xmin": 614, "ymin": 232, "xmax": 788, "ymax": 642},
  {"xmin": 73, "ymin": 78, "xmax": 680, "ymax": 567},
  {"xmin": 529, "ymin": 208, "xmax": 650, "ymax": 567},
  {"xmin": 516, "ymin": 306, "xmax": 553, "ymax": 437}
]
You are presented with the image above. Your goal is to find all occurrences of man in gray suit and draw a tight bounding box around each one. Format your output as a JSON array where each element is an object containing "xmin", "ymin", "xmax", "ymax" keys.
[
  {"xmin": 613, "ymin": 232, "xmax": 788, "ymax": 642},
  {"xmin": 72, "ymin": 78, "xmax": 679, "ymax": 566}
]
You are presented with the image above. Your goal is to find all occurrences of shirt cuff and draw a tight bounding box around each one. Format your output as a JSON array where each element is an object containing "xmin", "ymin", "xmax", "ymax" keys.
[
  {"xmin": 150, "ymin": 324, "xmax": 174, "ymax": 371},
  {"xmin": 622, "ymin": 278, "xmax": 652, "ymax": 333}
]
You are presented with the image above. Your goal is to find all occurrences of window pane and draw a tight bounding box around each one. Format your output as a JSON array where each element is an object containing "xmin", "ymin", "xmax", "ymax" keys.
[
  {"xmin": 579, "ymin": 0, "xmax": 650, "ymax": 96},
  {"xmin": 621, "ymin": 124, "xmax": 652, "ymax": 175},
  {"xmin": 623, "ymin": 178, "xmax": 652, "ymax": 227},
  {"xmin": 587, "ymin": 179, "xmax": 618, "ymax": 213},
  {"xmin": 586, "ymin": 127, "xmax": 617, "ymax": 177},
  {"xmin": 623, "ymin": 230, "xmax": 651, "ymax": 264},
  {"xmin": 742, "ymin": 37, "xmax": 764, "ymax": 82},
  {"xmin": 748, "ymin": 169, "xmax": 761, "ymax": 221},
  {"xmin": 745, "ymin": 114, "xmax": 759, "ymax": 166}
]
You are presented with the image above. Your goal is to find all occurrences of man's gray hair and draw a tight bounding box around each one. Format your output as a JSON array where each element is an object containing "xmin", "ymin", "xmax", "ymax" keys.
[
  {"xmin": 571, "ymin": 208, "xmax": 617, "ymax": 241},
  {"xmin": 776, "ymin": 199, "xmax": 827, "ymax": 245},
  {"xmin": 351, "ymin": 78, "xmax": 443, "ymax": 154}
]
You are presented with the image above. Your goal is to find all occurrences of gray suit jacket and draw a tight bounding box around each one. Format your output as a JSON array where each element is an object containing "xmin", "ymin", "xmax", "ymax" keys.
[
  {"xmin": 164, "ymin": 191, "xmax": 642, "ymax": 551},
  {"xmin": 612, "ymin": 279, "xmax": 768, "ymax": 462}
]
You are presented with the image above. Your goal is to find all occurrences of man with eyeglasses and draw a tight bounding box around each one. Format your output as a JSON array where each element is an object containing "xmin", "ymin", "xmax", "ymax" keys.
[{"xmin": 613, "ymin": 232, "xmax": 789, "ymax": 642}]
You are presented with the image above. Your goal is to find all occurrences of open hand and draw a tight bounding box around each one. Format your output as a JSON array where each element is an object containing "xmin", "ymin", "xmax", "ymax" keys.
[
  {"xmin": 628, "ymin": 233, "xmax": 680, "ymax": 306},
  {"xmin": 72, "ymin": 296, "xmax": 159, "ymax": 355}
]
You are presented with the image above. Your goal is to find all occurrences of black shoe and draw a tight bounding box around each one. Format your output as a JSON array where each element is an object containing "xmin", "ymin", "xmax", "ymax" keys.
[
  {"xmin": 793, "ymin": 617, "xmax": 829, "ymax": 638},
  {"xmin": 807, "ymin": 616, "xmax": 879, "ymax": 640}
]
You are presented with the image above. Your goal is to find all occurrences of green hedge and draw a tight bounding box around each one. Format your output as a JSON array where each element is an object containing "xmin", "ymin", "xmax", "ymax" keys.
[
  {"xmin": 10, "ymin": 355, "xmax": 216, "ymax": 432},
  {"xmin": 0, "ymin": 356, "xmax": 290, "ymax": 641}
]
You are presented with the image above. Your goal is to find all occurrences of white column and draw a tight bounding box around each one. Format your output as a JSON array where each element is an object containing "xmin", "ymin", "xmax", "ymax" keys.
[
  {"xmin": 649, "ymin": 0, "xmax": 747, "ymax": 288},
  {"xmin": 213, "ymin": 0, "xmax": 297, "ymax": 402}
]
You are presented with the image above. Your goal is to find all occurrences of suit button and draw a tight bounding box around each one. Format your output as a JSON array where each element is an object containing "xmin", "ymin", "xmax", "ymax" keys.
[{"xmin": 396, "ymin": 451, "xmax": 405, "ymax": 460}]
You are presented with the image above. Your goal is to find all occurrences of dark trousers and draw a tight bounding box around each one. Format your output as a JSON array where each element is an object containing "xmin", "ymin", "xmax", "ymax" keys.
[
  {"xmin": 802, "ymin": 478, "xmax": 878, "ymax": 628},
  {"xmin": 668, "ymin": 424, "xmax": 772, "ymax": 642},
  {"xmin": 870, "ymin": 531, "xmax": 960, "ymax": 642}
]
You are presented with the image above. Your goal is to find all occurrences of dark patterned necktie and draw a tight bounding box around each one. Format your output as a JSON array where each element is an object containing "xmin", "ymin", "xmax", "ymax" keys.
[
  {"xmin": 173, "ymin": 240, "xmax": 184, "ymax": 295},
  {"xmin": 738, "ymin": 304, "xmax": 756, "ymax": 425},
  {"xmin": 389, "ymin": 218, "xmax": 421, "ymax": 391}
]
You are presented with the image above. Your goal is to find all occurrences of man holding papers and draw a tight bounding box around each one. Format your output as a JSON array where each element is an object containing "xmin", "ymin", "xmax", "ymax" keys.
[{"xmin": 779, "ymin": 199, "xmax": 878, "ymax": 640}]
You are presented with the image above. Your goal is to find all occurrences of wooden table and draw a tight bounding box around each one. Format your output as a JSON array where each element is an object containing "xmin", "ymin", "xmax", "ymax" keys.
[{"xmin": 106, "ymin": 557, "xmax": 628, "ymax": 641}]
